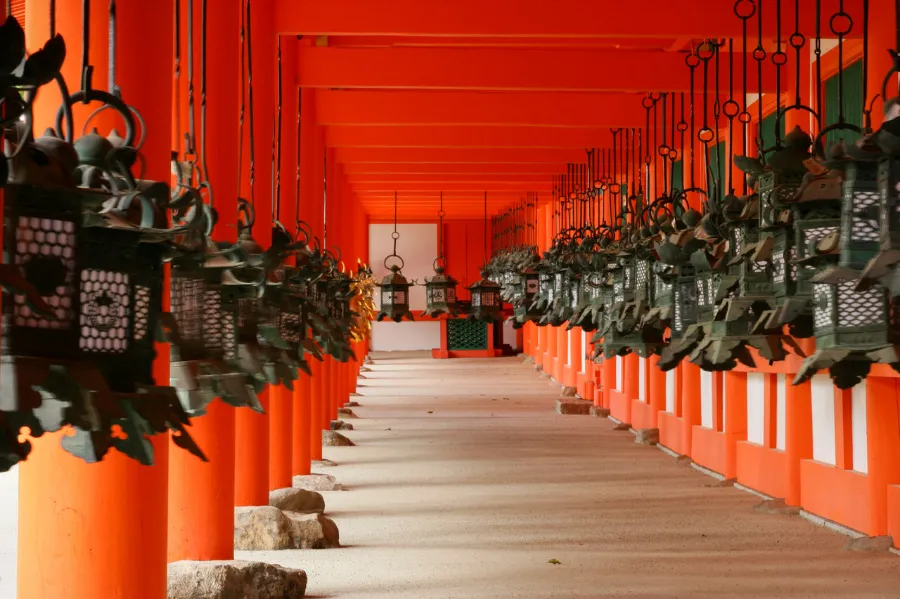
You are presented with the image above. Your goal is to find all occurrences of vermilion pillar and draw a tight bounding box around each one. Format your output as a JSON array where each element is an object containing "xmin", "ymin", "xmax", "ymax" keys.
[
  {"xmin": 647, "ymin": 355, "xmax": 666, "ymax": 428},
  {"xmin": 268, "ymin": 35, "xmax": 300, "ymax": 491},
  {"xmin": 621, "ymin": 354, "xmax": 638, "ymax": 425},
  {"xmin": 310, "ymin": 360, "xmax": 324, "ymax": 460},
  {"xmin": 681, "ymin": 363, "xmax": 702, "ymax": 457},
  {"xmin": 235, "ymin": 0, "xmax": 277, "ymax": 505},
  {"xmin": 169, "ymin": 0, "xmax": 241, "ymax": 560},
  {"xmin": 723, "ymin": 371, "xmax": 747, "ymax": 480},
  {"xmin": 19, "ymin": 2, "xmax": 172, "ymax": 597},
  {"xmin": 293, "ymin": 373, "xmax": 313, "ymax": 475},
  {"xmin": 269, "ymin": 385, "xmax": 293, "ymax": 490},
  {"xmin": 785, "ymin": 374, "xmax": 813, "ymax": 506}
]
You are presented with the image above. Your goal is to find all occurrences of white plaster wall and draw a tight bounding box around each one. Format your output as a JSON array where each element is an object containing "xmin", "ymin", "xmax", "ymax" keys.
[
  {"xmin": 776, "ymin": 374, "xmax": 787, "ymax": 451},
  {"xmin": 746, "ymin": 373, "xmax": 766, "ymax": 446},
  {"xmin": 369, "ymin": 223, "xmax": 438, "ymax": 350},
  {"xmin": 502, "ymin": 320, "xmax": 520, "ymax": 351},
  {"xmin": 665, "ymin": 369, "xmax": 676, "ymax": 413},
  {"xmin": 638, "ymin": 358, "xmax": 647, "ymax": 402},
  {"xmin": 700, "ymin": 370, "xmax": 714, "ymax": 429},
  {"xmin": 811, "ymin": 375, "xmax": 837, "ymax": 466},
  {"xmin": 852, "ymin": 383, "xmax": 868, "ymax": 474},
  {"xmin": 615, "ymin": 357, "xmax": 623, "ymax": 391},
  {"xmin": 370, "ymin": 321, "xmax": 442, "ymax": 351}
]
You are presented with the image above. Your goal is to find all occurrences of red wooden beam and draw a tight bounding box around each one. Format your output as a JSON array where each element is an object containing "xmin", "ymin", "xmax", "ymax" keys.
[
  {"xmin": 335, "ymin": 147, "xmax": 586, "ymax": 163},
  {"xmin": 346, "ymin": 173, "xmax": 552, "ymax": 183},
  {"xmin": 315, "ymin": 90, "xmax": 648, "ymax": 127},
  {"xmin": 298, "ymin": 47, "xmax": 780, "ymax": 93},
  {"xmin": 352, "ymin": 182, "xmax": 554, "ymax": 192},
  {"xmin": 275, "ymin": 0, "xmax": 859, "ymax": 39},
  {"xmin": 342, "ymin": 163, "xmax": 566, "ymax": 175},
  {"xmin": 327, "ymin": 126, "xmax": 616, "ymax": 148}
]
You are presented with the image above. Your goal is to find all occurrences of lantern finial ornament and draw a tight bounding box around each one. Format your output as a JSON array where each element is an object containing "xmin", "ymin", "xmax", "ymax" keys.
[{"xmin": 376, "ymin": 192, "xmax": 415, "ymax": 322}]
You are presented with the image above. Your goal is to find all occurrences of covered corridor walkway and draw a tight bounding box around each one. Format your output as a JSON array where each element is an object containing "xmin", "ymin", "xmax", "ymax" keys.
[{"xmin": 239, "ymin": 352, "xmax": 900, "ymax": 598}]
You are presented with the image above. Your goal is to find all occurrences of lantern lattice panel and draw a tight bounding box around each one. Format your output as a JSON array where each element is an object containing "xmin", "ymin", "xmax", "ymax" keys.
[
  {"xmin": 172, "ymin": 277, "xmax": 204, "ymax": 345},
  {"xmin": 78, "ymin": 269, "xmax": 130, "ymax": 354},
  {"xmin": 12, "ymin": 215, "xmax": 77, "ymax": 329},
  {"xmin": 134, "ymin": 286, "xmax": 151, "ymax": 342},
  {"xmin": 845, "ymin": 190, "xmax": 880, "ymax": 243},
  {"xmin": 221, "ymin": 312, "xmax": 237, "ymax": 361},
  {"xmin": 447, "ymin": 319, "xmax": 488, "ymax": 350},
  {"xmin": 836, "ymin": 283, "xmax": 885, "ymax": 328},
  {"xmin": 279, "ymin": 311, "xmax": 302, "ymax": 344},
  {"xmin": 203, "ymin": 288, "xmax": 223, "ymax": 352}
]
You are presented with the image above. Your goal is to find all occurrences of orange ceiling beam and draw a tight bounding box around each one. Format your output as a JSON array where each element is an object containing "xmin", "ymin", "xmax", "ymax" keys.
[
  {"xmin": 296, "ymin": 47, "xmax": 779, "ymax": 93},
  {"xmin": 346, "ymin": 173, "xmax": 551, "ymax": 184},
  {"xmin": 275, "ymin": 0, "xmax": 859, "ymax": 39},
  {"xmin": 342, "ymin": 163, "xmax": 565, "ymax": 175},
  {"xmin": 327, "ymin": 126, "xmax": 618, "ymax": 149},
  {"xmin": 315, "ymin": 90, "xmax": 648, "ymax": 127},
  {"xmin": 335, "ymin": 148, "xmax": 587, "ymax": 164},
  {"xmin": 352, "ymin": 182, "xmax": 553, "ymax": 192}
]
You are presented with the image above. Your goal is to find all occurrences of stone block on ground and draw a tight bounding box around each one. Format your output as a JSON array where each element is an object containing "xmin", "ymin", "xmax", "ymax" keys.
[
  {"xmin": 845, "ymin": 535, "xmax": 894, "ymax": 552},
  {"xmin": 167, "ymin": 560, "xmax": 307, "ymax": 599},
  {"xmin": 589, "ymin": 406, "xmax": 610, "ymax": 418},
  {"xmin": 754, "ymin": 498, "xmax": 800, "ymax": 516},
  {"xmin": 234, "ymin": 507, "xmax": 340, "ymax": 550},
  {"xmin": 323, "ymin": 430, "xmax": 355, "ymax": 446},
  {"xmin": 560, "ymin": 386, "xmax": 578, "ymax": 397},
  {"xmin": 337, "ymin": 407, "xmax": 357, "ymax": 418},
  {"xmin": 674, "ymin": 454, "xmax": 693, "ymax": 466},
  {"xmin": 345, "ymin": 400, "xmax": 361, "ymax": 407},
  {"xmin": 633, "ymin": 428, "xmax": 659, "ymax": 446},
  {"xmin": 330, "ymin": 420, "xmax": 354, "ymax": 431},
  {"xmin": 313, "ymin": 458, "xmax": 338, "ymax": 468},
  {"xmin": 269, "ymin": 488, "xmax": 325, "ymax": 513},
  {"xmin": 360, "ymin": 366, "xmax": 373, "ymax": 372},
  {"xmin": 293, "ymin": 473, "xmax": 343, "ymax": 491},
  {"xmin": 555, "ymin": 398, "xmax": 592, "ymax": 415},
  {"xmin": 539, "ymin": 372, "xmax": 551, "ymax": 380},
  {"xmin": 533, "ymin": 364, "xmax": 544, "ymax": 373},
  {"xmin": 522, "ymin": 355, "xmax": 535, "ymax": 365},
  {"xmin": 704, "ymin": 478, "xmax": 736, "ymax": 488},
  {"xmin": 612, "ymin": 421, "xmax": 632, "ymax": 431}
]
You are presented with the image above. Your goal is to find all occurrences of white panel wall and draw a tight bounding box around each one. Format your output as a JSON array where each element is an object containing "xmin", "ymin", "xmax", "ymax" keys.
[
  {"xmin": 638, "ymin": 358, "xmax": 647, "ymax": 402},
  {"xmin": 502, "ymin": 320, "xmax": 520, "ymax": 351},
  {"xmin": 746, "ymin": 373, "xmax": 766, "ymax": 445},
  {"xmin": 852, "ymin": 383, "xmax": 869, "ymax": 474},
  {"xmin": 665, "ymin": 369, "xmax": 676, "ymax": 413},
  {"xmin": 776, "ymin": 374, "xmax": 787, "ymax": 451},
  {"xmin": 370, "ymin": 223, "xmax": 436, "ymax": 311},
  {"xmin": 371, "ymin": 321, "xmax": 442, "ymax": 351},
  {"xmin": 369, "ymin": 223, "xmax": 438, "ymax": 350},
  {"xmin": 615, "ymin": 357, "xmax": 623, "ymax": 391},
  {"xmin": 700, "ymin": 370, "xmax": 714, "ymax": 429},
  {"xmin": 811, "ymin": 375, "xmax": 837, "ymax": 466}
]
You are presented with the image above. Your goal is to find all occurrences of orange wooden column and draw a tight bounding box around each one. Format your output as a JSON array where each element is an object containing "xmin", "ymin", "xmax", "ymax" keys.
[
  {"xmin": 723, "ymin": 371, "xmax": 748, "ymax": 480},
  {"xmin": 234, "ymin": 388, "xmax": 269, "ymax": 506},
  {"xmin": 680, "ymin": 362, "xmax": 702, "ymax": 457},
  {"xmin": 169, "ymin": 0, "xmax": 242, "ymax": 559},
  {"xmin": 269, "ymin": 385, "xmax": 294, "ymax": 490},
  {"xmin": 323, "ymin": 356, "xmax": 335, "ymax": 427},
  {"xmin": 292, "ymin": 373, "xmax": 313, "ymax": 475},
  {"xmin": 785, "ymin": 375, "xmax": 813, "ymax": 507},
  {"xmin": 600, "ymin": 356, "xmax": 615, "ymax": 409},
  {"xmin": 646, "ymin": 355, "xmax": 666, "ymax": 428},
  {"xmin": 18, "ymin": 6, "xmax": 173, "ymax": 596},
  {"xmin": 620, "ymin": 354, "xmax": 638, "ymax": 425},
  {"xmin": 309, "ymin": 360, "xmax": 324, "ymax": 460}
]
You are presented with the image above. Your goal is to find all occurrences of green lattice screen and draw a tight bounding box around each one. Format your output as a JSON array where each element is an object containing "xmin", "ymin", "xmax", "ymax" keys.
[
  {"xmin": 447, "ymin": 320, "xmax": 488, "ymax": 350},
  {"xmin": 824, "ymin": 59, "xmax": 864, "ymax": 147}
]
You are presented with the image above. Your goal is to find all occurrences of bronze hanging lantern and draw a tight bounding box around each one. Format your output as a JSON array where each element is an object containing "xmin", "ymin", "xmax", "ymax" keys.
[
  {"xmin": 422, "ymin": 192, "xmax": 460, "ymax": 317},
  {"xmin": 376, "ymin": 192, "xmax": 415, "ymax": 323},
  {"xmin": 467, "ymin": 270, "xmax": 503, "ymax": 323},
  {"xmin": 0, "ymin": 10, "xmax": 204, "ymax": 467}
]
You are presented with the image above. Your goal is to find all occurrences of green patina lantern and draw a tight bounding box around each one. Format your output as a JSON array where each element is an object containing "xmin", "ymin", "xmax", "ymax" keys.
[
  {"xmin": 798, "ymin": 148, "xmax": 900, "ymax": 389},
  {"xmin": 375, "ymin": 264, "xmax": 414, "ymax": 323},
  {"xmin": 467, "ymin": 270, "xmax": 503, "ymax": 323},
  {"xmin": 422, "ymin": 262, "xmax": 460, "ymax": 318}
]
